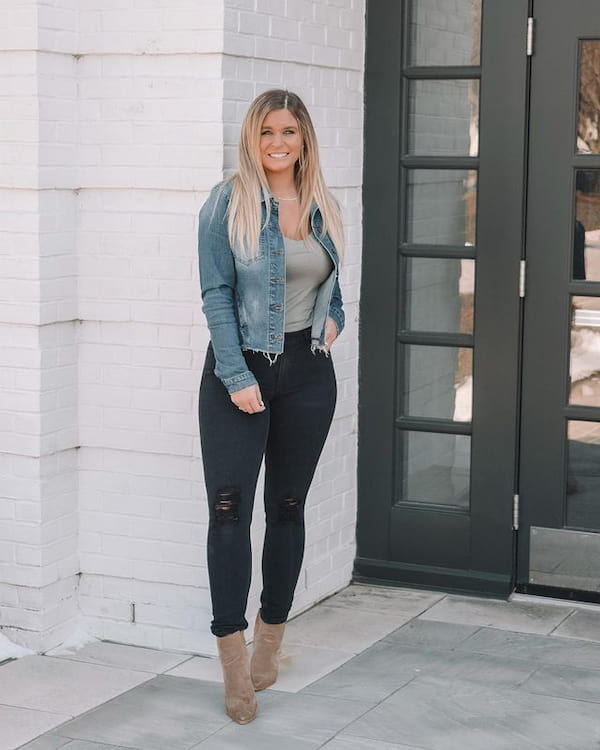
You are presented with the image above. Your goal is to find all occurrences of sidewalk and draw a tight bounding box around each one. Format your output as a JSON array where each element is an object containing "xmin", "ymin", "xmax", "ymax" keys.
[{"xmin": 3, "ymin": 583, "xmax": 600, "ymax": 750}]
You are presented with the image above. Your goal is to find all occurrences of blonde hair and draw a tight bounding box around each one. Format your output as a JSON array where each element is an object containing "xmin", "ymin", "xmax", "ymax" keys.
[{"xmin": 226, "ymin": 89, "xmax": 344, "ymax": 261}]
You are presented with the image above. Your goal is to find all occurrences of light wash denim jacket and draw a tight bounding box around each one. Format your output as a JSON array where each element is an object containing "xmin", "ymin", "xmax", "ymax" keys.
[{"xmin": 198, "ymin": 180, "xmax": 345, "ymax": 394}]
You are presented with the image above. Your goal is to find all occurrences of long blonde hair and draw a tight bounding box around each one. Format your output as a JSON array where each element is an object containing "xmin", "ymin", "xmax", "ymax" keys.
[{"xmin": 226, "ymin": 89, "xmax": 344, "ymax": 261}]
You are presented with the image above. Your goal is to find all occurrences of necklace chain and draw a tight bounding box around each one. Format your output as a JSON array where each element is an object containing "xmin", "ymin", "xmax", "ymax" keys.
[{"xmin": 272, "ymin": 194, "xmax": 298, "ymax": 202}]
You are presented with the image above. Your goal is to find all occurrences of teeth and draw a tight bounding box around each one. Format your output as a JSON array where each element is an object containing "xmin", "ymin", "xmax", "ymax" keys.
[{"xmin": 268, "ymin": 153, "xmax": 289, "ymax": 158}]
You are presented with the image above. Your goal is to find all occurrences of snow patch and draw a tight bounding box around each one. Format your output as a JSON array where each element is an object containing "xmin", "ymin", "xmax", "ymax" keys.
[
  {"xmin": 571, "ymin": 328, "xmax": 600, "ymax": 382},
  {"xmin": 0, "ymin": 632, "xmax": 35, "ymax": 662},
  {"xmin": 45, "ymin": 625, "xmax": 98, "ymax": 656}
]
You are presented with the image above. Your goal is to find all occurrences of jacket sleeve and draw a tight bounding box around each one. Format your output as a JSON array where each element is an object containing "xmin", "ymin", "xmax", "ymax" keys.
[{"xmin": 197, "ymin": 185, "xmax": 258, "ymax": 394}]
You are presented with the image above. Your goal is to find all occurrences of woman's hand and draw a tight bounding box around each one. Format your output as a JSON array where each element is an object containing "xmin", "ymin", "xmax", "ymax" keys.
[
  {"xmin": 230, "ymin": 384, "xmax": 266, "ymax": 414},
  {"xmin": 323, "ymin": 317, "xmax": 338, "ymax": 351}
]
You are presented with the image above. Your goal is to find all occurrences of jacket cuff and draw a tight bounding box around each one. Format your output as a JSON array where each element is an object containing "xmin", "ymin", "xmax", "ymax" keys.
[{"xmin": 222, "ymin": 369, "xmax": 258, "ymax": 395}]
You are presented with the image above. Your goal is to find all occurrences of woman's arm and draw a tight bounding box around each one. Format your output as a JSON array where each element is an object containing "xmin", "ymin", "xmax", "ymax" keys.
[{"xmin": 198, "ymin": 185, "xmax": 258, "ymax": 394}]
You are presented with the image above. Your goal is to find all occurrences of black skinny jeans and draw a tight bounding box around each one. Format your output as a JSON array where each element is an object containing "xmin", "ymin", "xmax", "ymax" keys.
[{"xmin": 198, "ymin": 328, "xmax": 337, "ymax": 637}]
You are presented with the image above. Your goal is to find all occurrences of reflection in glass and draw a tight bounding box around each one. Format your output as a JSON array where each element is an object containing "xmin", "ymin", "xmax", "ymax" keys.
[
  {"xmin": 577, "ymin": 41, "xmax": 600, "ymax": 154},
  {"xmin": 574, "ymin": 170, "xmax": 600, "ymax": 281},
  {"xmin": 404, "ymin": 345, "xmax": 472, "ymax": 422},
  {"xmin": 405, "ymin": 258, "xmax": 475, "ymax": 334},
  {"xmin": 398, "ymin": 430, "xmax": 470, "ymax": 508},
  {"xmin": 408, "ymin": 80, "xmax": 480, "ymax": 156},
  {"xmin": 409, "ymin": 0, "xmax": 481, "ymax": 67},
  {"xmin": 406, "ymin": 170, "xmax": 477, "ymax": 246},
  {"xmin": 566, "ymin": 420, "xmax": 600, "ymax": 531},
  {"xmin": 569, "ymin": 296, "xmax": 600, "ymax": 405}
]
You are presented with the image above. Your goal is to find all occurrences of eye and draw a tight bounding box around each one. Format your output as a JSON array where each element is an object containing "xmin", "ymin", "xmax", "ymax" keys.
[
  {"xmin": 261, "ymin": 129, "xmax": 272, "ymax": 136},
  {"xmin": 283, "ymin": 129, "xmax": 296, "ymax": 135}
]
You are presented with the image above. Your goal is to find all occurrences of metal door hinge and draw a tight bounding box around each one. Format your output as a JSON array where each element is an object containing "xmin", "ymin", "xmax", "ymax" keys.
[
  {"xmin": 527, "ymin": 17, "xmax": 535, "ymax": 56},
  {"xmin": 519, "ymin": 260, "xmax": 526, "ymax": 298},
  {"xmin": 513, "ymin": 494, "xmax": 520, "ymax": 530}
]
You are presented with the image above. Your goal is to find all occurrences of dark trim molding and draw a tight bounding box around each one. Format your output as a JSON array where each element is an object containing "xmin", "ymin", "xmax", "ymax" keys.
[{"xmin": 354, "ymin": 557, "xmax": 513, "ymax": 598}]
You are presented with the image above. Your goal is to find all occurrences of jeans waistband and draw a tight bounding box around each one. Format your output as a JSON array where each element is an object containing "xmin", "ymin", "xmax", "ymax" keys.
[{"xmin": 282, "ymin": 327, "xmax": 312, "ymax": 352}]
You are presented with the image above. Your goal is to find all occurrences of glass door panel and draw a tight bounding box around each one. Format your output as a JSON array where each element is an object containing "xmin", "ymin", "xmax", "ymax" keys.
[
  {"xmin": 409, "ymin": 0, "xmax": 481, "ymax": 66},
  {"xmin": 567, "ymin": 420, "xmax": 600, "ymax": 531},
  {"xmin": 406, "ymin": 170, "xmax": 477, "ymax": 245},
  {"xmin": 573, "ymin": 170, "xmax": 600, "ymax": 280},
  {"xmin": 577, "ymin": 41, "xmax": 600, "ymax": 154},
  {"xmin": 408, "ymin": 79, "xmax": 480, "ymax": 156},
  {"xmin": 405, "ymin": 257, "xmax": 475, "ymax": 333}
]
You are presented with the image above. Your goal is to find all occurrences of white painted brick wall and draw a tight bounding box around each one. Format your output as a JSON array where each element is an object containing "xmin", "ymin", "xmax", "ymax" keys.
[{"xmin": 1, "ymin": 0, "xmax": 364, "ymax": 654}]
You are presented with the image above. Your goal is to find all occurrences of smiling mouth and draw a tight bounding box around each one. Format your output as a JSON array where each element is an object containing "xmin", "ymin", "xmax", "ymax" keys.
[{"xmin": 268, "ymin": 153, "xmax": 290, "ymax": 158}]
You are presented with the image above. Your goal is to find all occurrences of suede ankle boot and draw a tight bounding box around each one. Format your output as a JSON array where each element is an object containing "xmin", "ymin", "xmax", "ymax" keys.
[
  {"xmin": 216, "ymin": 631, "xmax": 257, "ymax": 724},
  {"xmin": 250, "ymin": 611, "xmax": 286, "ymax": 691}
]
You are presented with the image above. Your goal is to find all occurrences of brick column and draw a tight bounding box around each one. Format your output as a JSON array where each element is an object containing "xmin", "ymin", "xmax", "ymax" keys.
[{"xmin": 0, "ymin": 0, "xmax": 79, "ymax": 651}]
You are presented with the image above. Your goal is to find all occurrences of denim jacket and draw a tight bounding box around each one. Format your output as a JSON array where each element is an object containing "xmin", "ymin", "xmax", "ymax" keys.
[{"xmin": 198, "ymin": 180, "xmax": 344, "ymax": 394}]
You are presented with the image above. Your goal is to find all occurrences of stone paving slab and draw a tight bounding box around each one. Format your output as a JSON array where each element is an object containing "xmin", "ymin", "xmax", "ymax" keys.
[
  {"xmin": 340, "ymin": 675, "xmax": 600, "ymax": 750},
  {"xmin": 46, "ymin": 676, "xmax": 229, "ymax": 750},
  {"xmin": 322, "ymin": 739, "xmax": 430, "ymax": 750},
  {"xmin": 189, "ymin": 689, "xmax": 374, "ymax": 749},
  {"xmin": 323, "ymin": 584, "xmax": 444, "ymax": 617},
  {"xmin": 0, "ymin": 655, "xmax": 151, "ymax": 716},
  {"xmin": 419, "ymin": 594, "xmax": 574, "ymax": 634},
  {"xmin": 284, "ymin": 604, "xmax": 417, "ymax": 653},
  {"xmin": 13, "ymin": 737, "xmax": 71, "ymax": 750},
  {"xmin": 46, "ymin": 640, "xmax": 191, "ymax": 674},
  {"xmin": 189, "ymin": 725, "xmax": 320, "ymax": 749},
  {"xmin": 456, "ymin": 625, "xmax": 600, "ymax": 669},
  {"xmin": 520, "ymin": 662, "xmax": 600, "ymax": 703},
  {"xmin": 0, "ymin": 705, "xmax": 70, "ymax": 750},
  {"xmin": 553, "ymin": 609, "xmax": 600, "ymax": 642},
  {"xmin": 384, "ymin": 618, "xmax": 480, "ymax": 648},
  {"xmin": 301, "ymin": 634, "xmax": 539, "ymax": 702},
  {"xmin": 166, "ymin": 642, "xmax": 355, "ymax": 693}
]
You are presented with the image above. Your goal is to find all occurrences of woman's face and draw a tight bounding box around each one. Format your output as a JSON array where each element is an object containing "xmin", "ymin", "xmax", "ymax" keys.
[{"xmin": 259, "ymin": 109, "xmax": 302, "ymax": 179}]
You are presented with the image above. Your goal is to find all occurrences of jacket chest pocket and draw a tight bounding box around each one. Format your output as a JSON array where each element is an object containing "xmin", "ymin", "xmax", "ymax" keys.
[{"xmin": 231, "ymin": 233, "xmax": 267, "ymax": 266}]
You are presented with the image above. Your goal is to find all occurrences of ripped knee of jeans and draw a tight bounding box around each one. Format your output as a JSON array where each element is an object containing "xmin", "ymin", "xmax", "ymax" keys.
[
  {"xmin": 277, "ymin": 496, "xmax": 304, "ymax": 525},
  {"xmin": 214, "ymin": 488, "xmax": 241, "ymax": 524}
]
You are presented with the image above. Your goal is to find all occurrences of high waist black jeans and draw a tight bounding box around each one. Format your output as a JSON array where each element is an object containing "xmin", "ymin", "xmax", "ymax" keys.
[{"xmin": 198, "ymin": 328, "xmax": 337, "ymax": 637}]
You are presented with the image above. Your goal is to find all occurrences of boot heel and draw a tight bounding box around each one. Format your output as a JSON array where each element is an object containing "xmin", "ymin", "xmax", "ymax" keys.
[{"xmin": 250, "ymin": 611, "xmax": 286, "ymax": 691}]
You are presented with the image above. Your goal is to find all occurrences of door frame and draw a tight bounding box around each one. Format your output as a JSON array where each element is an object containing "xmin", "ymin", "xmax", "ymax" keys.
[
  {"xmin": 356, "ymin": 0, "xmax": 530, "ymax": 596},
  {"xmin": 516, "ymin": 0, "xmax": 600, "ymax": 600}
]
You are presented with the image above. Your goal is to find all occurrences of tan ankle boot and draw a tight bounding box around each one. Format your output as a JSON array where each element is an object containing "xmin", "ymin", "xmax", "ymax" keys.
[
  {"xmin": 216, "ymin": 631, "xmax": 257, "ymax": 724},
  {"xmin": 250, "ymin": 611, "xmax": 286, "ymax": 691}
]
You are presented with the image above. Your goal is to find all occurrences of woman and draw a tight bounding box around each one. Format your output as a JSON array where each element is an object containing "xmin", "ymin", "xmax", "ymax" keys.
[{"xmin": 197, "ymin": 89, "xmax": 344, "ymax": 724}]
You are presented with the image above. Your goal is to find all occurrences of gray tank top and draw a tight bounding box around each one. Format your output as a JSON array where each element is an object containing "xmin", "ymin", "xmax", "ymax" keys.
[{"xmin": 284, "ymin": 234, "xmax": 333, "ymax": 333}]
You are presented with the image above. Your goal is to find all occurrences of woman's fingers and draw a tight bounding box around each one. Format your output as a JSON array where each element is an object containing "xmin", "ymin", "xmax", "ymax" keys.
[
  {"xmin": 324, "ymin": 317, "xmax": 338, "ymax": 349},
  {"xmin": 230, "ymin": 384, "xmax": 265, "ymax": 414}
]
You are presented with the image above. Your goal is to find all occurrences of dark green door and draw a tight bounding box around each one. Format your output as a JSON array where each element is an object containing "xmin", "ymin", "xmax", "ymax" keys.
[
  {"xmin": 519, "ymin": 0, "xmax": 600, "ymax": 597},
  {"xmin": 357, "ymin": 0, "xmax": 529, "ymax": 596}
]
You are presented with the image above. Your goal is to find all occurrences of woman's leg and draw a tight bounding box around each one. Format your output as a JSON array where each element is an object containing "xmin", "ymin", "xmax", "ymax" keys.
[
  {"xmin": 259, "ymin": 341, "xmax": 337, "ymax": 624},
  {"xmin": 198, "ymin": 346, "xmax": 270, "ymax": 637}
]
